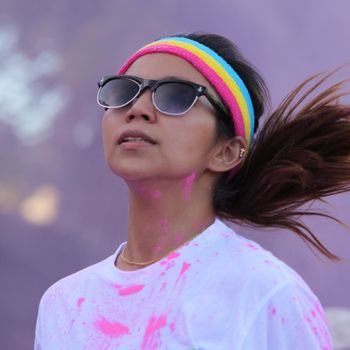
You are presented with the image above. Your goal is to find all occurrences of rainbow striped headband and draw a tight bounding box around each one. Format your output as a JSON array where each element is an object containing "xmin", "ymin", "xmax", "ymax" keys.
[{"xmin": 118, "ymin": 37, "xmax": 255, "ymax": 147}]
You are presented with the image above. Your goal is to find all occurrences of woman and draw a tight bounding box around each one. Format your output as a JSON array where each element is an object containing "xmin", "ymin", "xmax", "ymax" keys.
[{"xmin": 35, "ymin": 32, "xmax": 350, "ymax": 349}]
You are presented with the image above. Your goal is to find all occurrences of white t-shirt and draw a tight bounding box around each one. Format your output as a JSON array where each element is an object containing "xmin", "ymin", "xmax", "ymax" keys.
[{"xmin": 34, "ymin": 217, "xmax": 333, "ymax": 349}]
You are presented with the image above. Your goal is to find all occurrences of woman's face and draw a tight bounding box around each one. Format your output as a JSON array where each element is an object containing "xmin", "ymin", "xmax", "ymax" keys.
[{"xmin": 101, "ymin": 53, "xmax": 225, "ymax": 182}]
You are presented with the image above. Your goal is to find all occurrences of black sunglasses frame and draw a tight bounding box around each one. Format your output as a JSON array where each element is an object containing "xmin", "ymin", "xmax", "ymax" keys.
[{"xmin": 97, "ymin": 74, "xmax": 229, "ymax": 117}]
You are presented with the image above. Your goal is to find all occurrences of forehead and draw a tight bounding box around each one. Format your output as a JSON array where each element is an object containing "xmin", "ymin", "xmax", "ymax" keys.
[{"xmin": 124, "ymin": 53, "xmax": 215, "ymax": 93}]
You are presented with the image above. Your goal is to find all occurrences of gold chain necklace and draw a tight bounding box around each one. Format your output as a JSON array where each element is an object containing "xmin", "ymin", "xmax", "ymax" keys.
[{"xmin": 119, "ymin": 229, "xmax": 205, "ymax": 267}]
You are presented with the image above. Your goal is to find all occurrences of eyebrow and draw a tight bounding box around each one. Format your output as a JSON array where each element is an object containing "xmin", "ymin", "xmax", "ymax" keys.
[{"xmin": 159, "ymin": 75, "xmax": 188, "ymax": 81}]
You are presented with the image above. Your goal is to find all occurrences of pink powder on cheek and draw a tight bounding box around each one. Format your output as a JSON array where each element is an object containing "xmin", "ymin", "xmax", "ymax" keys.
[
  {"xmin": 94, "ymin": 316, "xmax": 131, "ymax": 337},
  {"xmin": 183, "ymin": 172, "xmax": 196, "ymax": 202}
]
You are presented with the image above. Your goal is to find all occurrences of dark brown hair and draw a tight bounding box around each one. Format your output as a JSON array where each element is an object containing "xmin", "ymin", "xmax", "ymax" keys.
[{"xmin": 179, "ymin": 32, "xmax": 350, "ymax": 260}]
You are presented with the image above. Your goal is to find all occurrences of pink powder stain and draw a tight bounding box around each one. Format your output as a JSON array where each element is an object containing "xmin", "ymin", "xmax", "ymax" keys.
[
  {"xmin": 220, "ymin": 231, "xmax": 231, "ymax": 238},
  {"xmin": 150, "ymin": 189, "xmax": 162, "ymax": 198},
  {"xmin": 245, "ymin": 243, "xmax": 259, "ymax": 250},
  {"xmin": 270, "ymin": 307, "xmax": 277, "ymax": 316},
  {"xmin": 119, "ymin": 284, "xmax": 145, "ymax": 296},
  {"xmin": 167, "ymin": 251, "xmax": 180, "ymax": 260},
  {"xmin": 94, "ymin": 316, "xmax": 131, "ymax": 338},
  {"xmin": 183, "ymin": 172, "xmax": 196, "ymax": 202},
  {"xmin": 154, "ymin": 241, "xmax": 165, "ymax": 254},
  {"xmin": 159, "ymin": 218, "xmax": 169, "ymax": 233},
  {"xmin": 314, "ymin": 302, "xmax": 327, "ymax": 323},
  {"xmin": 175, "ymin": 261, "xmax": 191, "ymax": 285},
  {"xmin": 304, "ymin": 316, "xmax": 311, "ymax": 323},
  {"xmin": 141, "ymin": 315, "xmax": 167, "ymax": 350},
  {"xmin": 310, "ymin": 309, "xmax": 317, "ymax": 318},
  {"xmin": 169, "ymin": 322, "xmax": 176, "ymax": 333},
  {"xmin": 312, "ymin": 326, "xmax": 320, "ymax": 336},
  {"xmin": 173, "ymin": 232, "xmax": 185, "ymax": 244},
  {"xmin": 68, "ymin": 318, "xmax": 76, "ymax": 332},
  {"xmin": 135, "ymin": 185, "xmax": 162, "ymax": 199},
  {"xmin": 160, "ymin": 259, "xmax": 176, "ymax": 271},
  {"xmin": 76, "ymin": 297, "xmax": 85, "ymax": 307},
  {"xmin": 113, "ymin": 283, "xmax": 145, "ymax": 296}
]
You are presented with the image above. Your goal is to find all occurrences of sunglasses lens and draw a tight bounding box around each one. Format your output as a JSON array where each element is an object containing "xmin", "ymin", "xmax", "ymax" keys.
[
  {"xmin": 154, "ymin": 82, "xmax": 197, "ymax": 115},
  {"xmin": 98, "ymin": 78, "xmax": 140, "ymax": 107}
]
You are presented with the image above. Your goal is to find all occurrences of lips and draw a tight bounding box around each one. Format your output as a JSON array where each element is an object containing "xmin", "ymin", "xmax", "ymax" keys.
[{"xmin": 117, "ymin": 130, "xmax": 157, "ymax": 145}]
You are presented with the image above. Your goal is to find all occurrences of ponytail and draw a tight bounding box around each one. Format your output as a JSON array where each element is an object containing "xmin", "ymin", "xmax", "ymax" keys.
[
  {"xmin": 214, "ymin": 70, "xmax": 350, "ymax": 261},
  {"xmin": 179, "ymin": 31, "xmax": 349, "ymax": 261}
]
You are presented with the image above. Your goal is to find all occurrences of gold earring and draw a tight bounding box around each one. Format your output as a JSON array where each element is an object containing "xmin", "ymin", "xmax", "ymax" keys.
[{"xmin": 239, "ymin": 148, "xmax": 246, "ymax": 158}]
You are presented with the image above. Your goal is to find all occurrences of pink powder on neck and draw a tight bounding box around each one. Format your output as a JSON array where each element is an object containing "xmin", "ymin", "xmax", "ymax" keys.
[
  {"xmin": 159, "ymin": 218, "xmax": 169, "ymax": 233},
  {"xmin": 135, "ymin": 185, "xmax": 162, "ymax": 199},
  {"xmin": 183, "ymin": 172, "xmax": 196, "ymax": 202}
]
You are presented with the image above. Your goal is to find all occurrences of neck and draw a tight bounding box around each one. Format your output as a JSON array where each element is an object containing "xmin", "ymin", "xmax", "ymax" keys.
[{"xmin": 123, "ymin": 172, "xmax": 216, "ymax": 266}]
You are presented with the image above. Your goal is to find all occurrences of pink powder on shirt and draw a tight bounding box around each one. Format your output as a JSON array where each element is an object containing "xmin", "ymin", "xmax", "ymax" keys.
[
  {"xmin": 94, "ymin": 316, "xmax": 131, "ymax": 338},
  {"xmin": 175, "ymin": 261, "xmax": 191, "ymax": 285},
  {"xmin": 141, "ymin": 315, "xmax": 167, "ymax": 350},
  {"xmin": 113, "ymin": 283, "xmax": 145, "ymax": 296},
  {"xmin": 169, "ymin": 322, "xmax": 176, "ymax": 333},
  {"xmin": 245, "ymin": 243, "xmax": 259, "ymax": 250},
  {"xmin": 167, "ymin": 251, "xmax": 180, "ymax": 260},
  {"xmin": 119, "ymin": 284, "xmax": 145, "ymax": 296},
  {"xmin": 310, "ymin": 309, "xmax": 317, "ymax": 318},
  {"xmin": 76, "ymin": 297, "xmax": 85, "ymax": 307},
  {"xmin": 160, "ymin": 259, "xmax": 176, "ymax": 271}
]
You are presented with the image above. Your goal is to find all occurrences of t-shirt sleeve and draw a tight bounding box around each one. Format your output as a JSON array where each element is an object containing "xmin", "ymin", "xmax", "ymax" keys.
[
  {"xmin": 34, "ymin": 298, "xmax": 44, "ymax": 350},
  {"xmin": 240, "ymin": 282, "xmax": 334, "ymax": 350}
]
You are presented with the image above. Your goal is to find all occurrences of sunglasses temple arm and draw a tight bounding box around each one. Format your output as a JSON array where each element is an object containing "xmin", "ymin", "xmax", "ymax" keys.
[{"xmin": 204, "ymin": 91, "xmax": 230, "ymax": 116}]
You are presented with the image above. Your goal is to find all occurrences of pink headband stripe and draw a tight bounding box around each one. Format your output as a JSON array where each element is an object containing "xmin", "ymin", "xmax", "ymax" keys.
[{"xmin": 118, "ymin": 45, "xmax": 246, "ymax": 141}]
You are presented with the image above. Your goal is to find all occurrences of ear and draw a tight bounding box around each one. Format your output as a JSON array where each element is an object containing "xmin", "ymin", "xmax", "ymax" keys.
[{"xmin": 207, "ymin": 136, "xmax": 247, "ymax": 173}]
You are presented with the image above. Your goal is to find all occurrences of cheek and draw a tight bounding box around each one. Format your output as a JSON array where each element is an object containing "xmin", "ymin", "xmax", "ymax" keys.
[
  {"xmin": 164, "ymin": 119, "xmax": 217, "ymax": 162},
  {"xmin": 101, "ymin": 113, "xmax": 116, "ymax": 155}
]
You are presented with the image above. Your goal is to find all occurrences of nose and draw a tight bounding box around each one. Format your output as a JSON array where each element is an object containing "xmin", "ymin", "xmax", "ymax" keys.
[{"xmin": 124, "ymin": 88, "xmax": 157, "ymax": 123}]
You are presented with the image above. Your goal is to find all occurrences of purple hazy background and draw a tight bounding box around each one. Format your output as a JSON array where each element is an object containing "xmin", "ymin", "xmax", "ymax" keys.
[{"xmin": 1, "ymin": 1, "xmax": 350, "ymax": 348}]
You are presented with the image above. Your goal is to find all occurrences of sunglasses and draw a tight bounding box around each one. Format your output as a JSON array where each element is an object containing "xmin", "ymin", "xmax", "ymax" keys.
[{"xmin": 97, "ymin": 75, "xmax": 229, "ymax": 116}]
